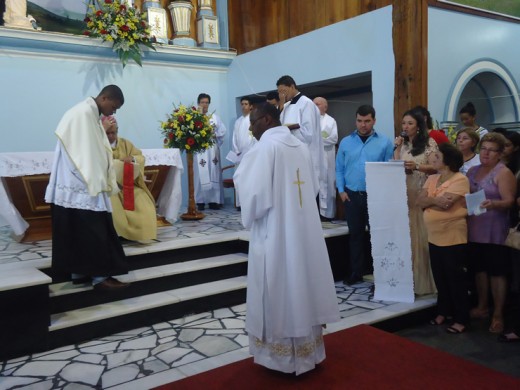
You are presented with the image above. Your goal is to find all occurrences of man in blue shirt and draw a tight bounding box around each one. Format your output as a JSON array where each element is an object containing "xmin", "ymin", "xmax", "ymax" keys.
[{"xmin": 336, "ymin": 105, "xmax": 394, "ymax": 286}]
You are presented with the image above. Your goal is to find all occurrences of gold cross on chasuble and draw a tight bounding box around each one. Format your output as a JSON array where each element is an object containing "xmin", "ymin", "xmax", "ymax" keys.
[{"xmin": 293, "ymin": 168, "xmax": 305, "ymax": 208}]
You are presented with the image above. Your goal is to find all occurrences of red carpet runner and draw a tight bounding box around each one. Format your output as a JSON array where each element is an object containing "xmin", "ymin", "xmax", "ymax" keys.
[{"xmin": 155, "ymin": 324, "xmax": 519, "ymax": 389}]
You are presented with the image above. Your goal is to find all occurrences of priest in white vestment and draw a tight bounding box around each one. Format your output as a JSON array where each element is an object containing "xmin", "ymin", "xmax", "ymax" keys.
[
  {"xmin": 45, "ymin": 85, "xmax": 129, "ymax": 291},
  {"xmin": 277, "ymin": 75, "xmax": 327, "ymax": 209},
  {"xmin": 234, "ymin": 103, "xmax": 340, "ymax": 375},
  {"xmin": 231, "ymin": 96, "xmax": 256, "ymax": 207},
  {"xmin": 314, "ymin": 97, "xmax": 338, "ymax": 220},
  {"xmin": 193, "ymin": 93, "xmax": 226, "ymax": 210}
]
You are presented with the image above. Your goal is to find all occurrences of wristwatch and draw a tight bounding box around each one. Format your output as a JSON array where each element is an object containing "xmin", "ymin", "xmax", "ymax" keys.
[{"xmin": 415, "ymin": 163, "xmax": 420, "ymax": 171}]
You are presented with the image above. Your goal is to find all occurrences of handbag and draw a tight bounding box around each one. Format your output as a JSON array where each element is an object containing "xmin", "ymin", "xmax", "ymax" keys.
[{"xmin": 505, "ymin": 224, "xmax": 520, "ymax": 250}]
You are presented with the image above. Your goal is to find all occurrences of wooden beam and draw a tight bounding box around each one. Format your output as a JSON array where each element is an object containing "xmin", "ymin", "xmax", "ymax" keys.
[{"xmin": 392, "ymin": 0, "xmax": 428, "ymax": 135}]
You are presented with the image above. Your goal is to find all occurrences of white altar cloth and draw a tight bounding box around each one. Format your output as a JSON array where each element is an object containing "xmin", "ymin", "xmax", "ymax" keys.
[
  {"xmin": 0, "ymin": 149, "xmax": 184, "ymax": 238},
  {"xmin": 366, "ymin": 161, "xmax": 414, "ymax": 303}
]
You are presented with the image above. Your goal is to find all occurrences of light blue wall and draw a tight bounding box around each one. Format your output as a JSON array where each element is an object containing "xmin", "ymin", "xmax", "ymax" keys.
[
  {"xmin": 0, "ymin": 42, "xmax": 231, "ymax": 153},
  {"xmin": 224, "ymin": 6, "xmax": 395, "ymax": 141},
  {"xmin": 428, "ymin": 7, "xmax": 520, "ymax": 125}
]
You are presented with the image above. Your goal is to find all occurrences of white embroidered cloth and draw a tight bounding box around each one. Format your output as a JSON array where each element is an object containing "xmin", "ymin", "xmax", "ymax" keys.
[
  {"xmin": 0, "ymin": 149, "xmax": 184, "ymax": 238},
  {"xmin": 366, "ymin": 162, "xmax": 414, "ymax": 303}
]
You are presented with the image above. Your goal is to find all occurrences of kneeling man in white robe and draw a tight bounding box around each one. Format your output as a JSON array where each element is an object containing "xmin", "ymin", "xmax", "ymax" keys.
[{"xmin": 234, "ymin": 103, "xmax": 340, "ymax": 375}]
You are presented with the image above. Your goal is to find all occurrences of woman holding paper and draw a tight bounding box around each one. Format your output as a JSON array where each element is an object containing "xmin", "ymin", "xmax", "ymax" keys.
[
  {"xmin": 394, "ymin": 110, "xmax": 438, "ymax": 295},
  {"xmin": 418, "ymin": 143, "xmax": 470, "ymax": 333},
  {"xmin": 466, "ymin": 132, "xmax": 516, "ymax": 333}
]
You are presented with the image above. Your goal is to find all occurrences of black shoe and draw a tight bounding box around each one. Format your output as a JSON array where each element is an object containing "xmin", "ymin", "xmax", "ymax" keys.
[
  {"xmin": 93, "ymin": 277, "xmax": 130, "ymax": 291},
  {"xmin": 208, "ymin": 202, "xmax": 221, "ymax": 210},
  {"xmin": 320, "ymin": 215, "xmax": 332, "ymax": 222},
  {"xmin": 236, "ymin": 207, "xmax": 241, "ymax": 211},
  {"xmin": 197, "ymin": 203, "xmax": 205, "ymax": 210},
  {"xmin": 72, "ymin": 276, "xmax": 91, "ymax": 285},
  {"xmin": 344, "ymin": 277, "xmax": 363, "ymax": 286}
]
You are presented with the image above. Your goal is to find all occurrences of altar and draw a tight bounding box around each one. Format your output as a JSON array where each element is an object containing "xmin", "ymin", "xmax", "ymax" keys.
[{"xmin": 0, "ymin": 149, "xmax": 184, "ymax": 241}]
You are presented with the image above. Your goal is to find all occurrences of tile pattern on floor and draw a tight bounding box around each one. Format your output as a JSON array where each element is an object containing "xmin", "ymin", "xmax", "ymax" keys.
[
  {"xmin": 0, "ymin": 207, "xmax": 346, "ymax": 269},
  {"xmin": 0, "ymin": 208, "xmax": 434, "ymax": 389},
  {"xmin": 0, "ymin": 281, "xmax": 426, "ymax": 390}
]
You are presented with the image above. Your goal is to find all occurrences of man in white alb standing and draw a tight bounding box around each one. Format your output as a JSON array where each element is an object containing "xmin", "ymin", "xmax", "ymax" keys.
[
  {"xmin": 231, "ymin": 96, "xmax": 256, "ymax": 208},
  {"xmin": 234, "ymin": 103, "xmax": 339, "ymax": 375},
  {"xmin": 277, "ymin": 75, "xmax": 326, "ymax": 209},
  {"xmin": 194, "ymin": 93, "xmax": 227, "ymax": 210},
  {"xmin": 314, "ymin": 97, "xmax": 338, "ymax": 221}
]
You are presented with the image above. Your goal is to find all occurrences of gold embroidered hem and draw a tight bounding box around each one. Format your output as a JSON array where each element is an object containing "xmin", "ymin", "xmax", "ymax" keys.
[{"xmin": 248, "ymin": 325, "xmax": 326, "ymax": 375}]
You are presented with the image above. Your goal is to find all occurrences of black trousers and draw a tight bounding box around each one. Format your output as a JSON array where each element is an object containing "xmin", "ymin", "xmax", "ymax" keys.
[
  {"xmin": 51, "ymin": 204, "xmax": 128, "ymax": 278},
  {"xmin": 429, "ymin": 243, "xmax": 470, "ymax": 325},
  {"xmin": 343, "ymin": 189, "xmax": 369, "ymax": 280}
]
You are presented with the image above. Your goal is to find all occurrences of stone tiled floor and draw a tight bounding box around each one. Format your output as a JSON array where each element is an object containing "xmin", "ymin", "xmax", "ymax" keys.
[
  {"xmin": 0, "ymin": 208, "xmax": 435, "ymax": 389},
  {"xmin": 0, "ymin": 281, "xmax": 427, "ymax": 390}
]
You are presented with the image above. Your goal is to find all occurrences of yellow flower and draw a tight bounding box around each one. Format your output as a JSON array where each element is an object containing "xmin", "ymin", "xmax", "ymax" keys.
[
  {"xmin": 200, "ymin": 130, "xmax": 206, "ymax": 137},
  {"xmin": 185, "ymin": 145, "xmax": 191, "ymax": 150}
]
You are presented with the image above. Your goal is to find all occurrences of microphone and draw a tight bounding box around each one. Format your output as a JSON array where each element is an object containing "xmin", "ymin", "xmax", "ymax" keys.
[{"xmin": 394, "ymin": 131, "xmax": 407, "ymax": 151}]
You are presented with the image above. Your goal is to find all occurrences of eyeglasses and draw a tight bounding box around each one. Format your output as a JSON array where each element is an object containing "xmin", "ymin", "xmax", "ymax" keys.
[
  {"xmin": 250, "ymin": 115, "xmax": 265, "ymax": 127},
  {"xmin": 480, "ymin": 147, "xmax": 499, "ymax": 153}
]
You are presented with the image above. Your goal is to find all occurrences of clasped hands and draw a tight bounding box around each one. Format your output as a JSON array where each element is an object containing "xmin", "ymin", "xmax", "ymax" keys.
[{"xmin": 435, "ymin": 193, "xmax": 454, "ymax": 210}]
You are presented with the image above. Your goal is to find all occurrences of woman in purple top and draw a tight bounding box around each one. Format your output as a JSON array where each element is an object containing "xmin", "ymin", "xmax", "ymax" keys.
[{"xmin": 467, "ymin": 132, "xmax": 516, "ymax": 333}]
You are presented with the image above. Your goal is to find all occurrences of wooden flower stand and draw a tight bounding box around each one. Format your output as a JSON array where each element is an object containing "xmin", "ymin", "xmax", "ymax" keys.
[{"xmin": 181, "ymin": 152, "xmax": 205, "ymax": 220}]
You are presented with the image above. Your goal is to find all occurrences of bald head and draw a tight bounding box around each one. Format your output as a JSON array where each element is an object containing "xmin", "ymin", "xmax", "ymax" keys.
[{"xmin": 313, "ymin": 97, "xmax": 328, "ymax": 115}]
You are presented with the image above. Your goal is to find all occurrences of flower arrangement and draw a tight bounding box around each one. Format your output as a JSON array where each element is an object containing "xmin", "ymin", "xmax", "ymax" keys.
[
  {"xmin": 84, "ymin": 0, "xmax": 155, "ymax": 67},
  {"xmin": 446, "ymin": 125, "xmax": 458, "ymax": 144},
  {"xmin": 161, "ymin": 104, "xmax": 216, "ymax": 153}
]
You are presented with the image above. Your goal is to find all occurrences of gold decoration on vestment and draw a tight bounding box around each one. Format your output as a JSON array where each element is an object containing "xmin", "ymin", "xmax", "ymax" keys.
[{"xmin": 293, "ymin": 168, "xmax": 305, "ymax": 208}]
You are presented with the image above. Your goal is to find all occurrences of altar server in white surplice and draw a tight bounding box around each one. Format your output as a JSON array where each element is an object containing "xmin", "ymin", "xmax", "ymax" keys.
[
  {"xmin": 277, "ymin": 75, "xmax": 326, "ymax": 209},
  {"xmin": 231, "ymin": 96, "xmax": 255, "ymax": 207},
  {"xmin": 193, "ymin": 93, "xmax": 226, "ymax": 210},
  {"xmin": 234, "ymin": 103, "xmax": 340, "ymax": 375},
  {"xmin": 314, "ymin": 97, "xmax": 338, "ymax": 220},
  {"xmin": 45, "ymin": 85, "xmax": 129, "ymax": 291},
  {"xmin": 231, "ymin": 96, "xmax": 255, "ymax": 161}
]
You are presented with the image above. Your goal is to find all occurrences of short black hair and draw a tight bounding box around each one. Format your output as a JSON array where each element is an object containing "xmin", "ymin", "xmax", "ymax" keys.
[
  {"xmin": 276, "ymin": 75, "xmax": 296, "ymax": 88},
  {"xmin": 439, "ymin": 142, "xmax": 463, "ymax": 172},
  {"xmin": 240, "ymin": 96, "xmax": 252, "ymax": 105},
  {"xmin": 98, "ymin": 85, "xmax": 124, "ymax": 104},
  {"xmin": 266, "ymin": 91, "xmax": 279, "ymax": 101},
  {"xmin": 254, "ymin": 102, "xmax": 281, "ymax": 123},
  {"xmin": 197, "ymin": 93, "xmax": 211, "ymax": 104},
  {"xmin": 356, "ymin": 104, "xmax": 376, "ymax": 119}
]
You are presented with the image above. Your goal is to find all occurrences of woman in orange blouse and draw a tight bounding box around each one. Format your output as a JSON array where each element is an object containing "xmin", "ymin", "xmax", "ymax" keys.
[{"xmin": 417, "ymin": 143, "xmax": 470, "ymax": 333}]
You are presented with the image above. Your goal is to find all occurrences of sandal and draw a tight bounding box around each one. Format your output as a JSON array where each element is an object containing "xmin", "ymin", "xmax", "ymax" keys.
[
  {"xmin": 489, "ymin": 318, "xmax": 504, "ymax": 334},
  {"xmin": 429, "ymin": 315, "xmax": 446, "ymax": 326},
  {"xmin": 470, "ymin": 308, "xmax": 489, "ymax": 319},
  {"xmin": 446, "ymin": 324, "xmax": 466, "ymax": 334},
  {"xmin": 498, "ymin": 332, "xmax": 520, "ymax": 343}
]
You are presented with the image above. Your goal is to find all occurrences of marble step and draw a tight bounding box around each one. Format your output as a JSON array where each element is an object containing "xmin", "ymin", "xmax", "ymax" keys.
[
  {"xmin": 0, "ymin": 266, "xmax": 51, "ymax": 292},
  {"xmin": 49, "ymin": 253, "xmax": 248, "ymax": 298},
  {"xmin": 49, "ymin": 276, "xmax": 247, "ymax": 331}
]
